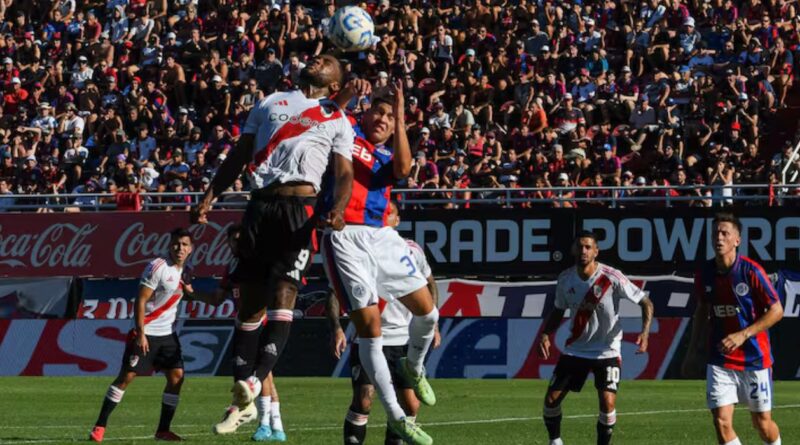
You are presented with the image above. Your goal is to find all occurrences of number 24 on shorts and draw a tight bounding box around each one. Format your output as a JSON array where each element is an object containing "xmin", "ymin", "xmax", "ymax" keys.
[
  {"xmin": 400, "ymin": 255, "xmax": 417, "ymax": 276},
  {"xmin": 750, "ymin": 381, "xmax": 769, "ymax": 400}
]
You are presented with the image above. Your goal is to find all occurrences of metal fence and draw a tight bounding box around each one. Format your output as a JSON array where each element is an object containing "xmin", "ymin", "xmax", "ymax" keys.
[{"xmin": 0, "ymin": 184, "xmax": 797, "ymax": 212}]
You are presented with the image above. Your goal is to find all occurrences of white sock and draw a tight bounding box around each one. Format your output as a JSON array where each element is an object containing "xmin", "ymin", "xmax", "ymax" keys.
[
  {"xmin": 270, "ymin": 402, "xmax": 283, "ymax": 431},
  {"xmin": 407, "ymin": 308, "xmax": 439, "ymax": 374},
  {"xmin": 766, "ymin": 437, "xmax": 781, "ymax": 445},
  {"xmin": 723, "ymin": 438, "xmax": 742, "ymax": 445},
  {"xmin": 358, "ymin": 338, "xmax": 406, "ymax": 421},
  {"xmin": 257, "ymin": 396, "xmax": 271, "ymax": 427},
  {"xmin": 549, "ymin": 439, "xmax": 564, "ymax": 445}
]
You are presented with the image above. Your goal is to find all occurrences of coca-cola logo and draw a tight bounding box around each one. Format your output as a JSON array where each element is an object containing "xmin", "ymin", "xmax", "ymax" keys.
[
  {"xmin": 0, "ymin": 223, "xmax": 95, "ymax": 268},
  {"xmin": 114, "ymin": 222, "xmax": 235, "ymax": 270}
]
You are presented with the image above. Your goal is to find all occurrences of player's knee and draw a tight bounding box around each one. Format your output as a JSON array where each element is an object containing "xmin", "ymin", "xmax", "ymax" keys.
[
  {"xmin": 350, "ymin": 396, "xmax": 372, "ymax": 415},
  {"xmin": 544, "ymin": 391, "xmax": 562, "ymax": 409},
  {"xmin": 273, "ymin": 281, "xmax": 298, "ymax": 308},
  {"xmin": 168, "ymin": 369, "xmax": 185, "ymax": 388},
  {"xmin": 713, "ymin": 415, "xmax": 734, "ymax": 433},
  {"xmin": 751, "ymin": 413, "xmax": 773, "ymax": 433},
  {"xmin": 117, "ymin": 371, "xmax": 137, "ymax": 387}
]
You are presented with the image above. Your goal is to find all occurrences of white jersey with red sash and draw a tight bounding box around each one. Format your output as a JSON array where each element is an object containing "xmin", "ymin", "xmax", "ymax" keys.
[
  {"xmin": 139, "ymin": 258, "xmax": 185, "ymax": 336},
  {"xmin": 554, "ymin": 263, "xmax": 645, "ymax": 359},
  {"xmin": 243, "ymin": 90, "xmax": 355, "ymax": 191}
]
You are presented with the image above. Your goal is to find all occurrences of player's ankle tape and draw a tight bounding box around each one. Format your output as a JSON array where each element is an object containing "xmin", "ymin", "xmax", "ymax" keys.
[
  {"xmin": 267, "ymin": 310, "xmax": 294, "ymax": 322},
  {"xmin": 346, "ymin": 409, "xmax": 369, "ymax": 426},
  {"xmin": 543, "ymin": 405, "xmax": 562, "ymax": 418},
  {"xmin": 598, "ymin": 410, "xmax": 617, "ymax": 426}
]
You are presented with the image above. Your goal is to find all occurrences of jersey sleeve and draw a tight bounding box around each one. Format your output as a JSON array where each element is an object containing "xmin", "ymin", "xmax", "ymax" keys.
[
  {"xmin": 331, "ymin": 113, "xmax": 355, "ymax": 160},
  {"xmin": 748, "ymin": 261, "xmax": 780, "ymax": 308},
  {"xmin": 614, "ymin": 271, "xmax": 645, "ymax": 304},
  {"xmin": 140, "ymin": 259, "xmax": 164, "ymax": 290},
  {"xmin": 554, "ymin": 274, "xmax": 568, "ymax": 310},
  {"xmin": 243, "ymin": 99, "xmax": 267, "ymax": 135}
]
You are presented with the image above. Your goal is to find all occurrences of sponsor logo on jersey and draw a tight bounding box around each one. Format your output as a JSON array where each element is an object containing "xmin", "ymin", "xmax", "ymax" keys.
[
  {"xmin": 267, "ymin": 113, "xmax": 327, "ymax": 130},
  {"xmin": 713, "ymin": 305, "xmax": 739, "ymax": 317},
  {"xmin": 735, "ymin": 283, "xmax": 750, "ymax": 296}
]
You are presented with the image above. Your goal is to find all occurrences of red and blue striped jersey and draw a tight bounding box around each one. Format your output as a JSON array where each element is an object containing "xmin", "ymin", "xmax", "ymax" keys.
[
  {"xmin": 694, "ymin": 255, "xmax": 780, "ymax": 371},
  {"xmin": 322, "ymin": 123, "xmax": 396, "ymax": 227}
]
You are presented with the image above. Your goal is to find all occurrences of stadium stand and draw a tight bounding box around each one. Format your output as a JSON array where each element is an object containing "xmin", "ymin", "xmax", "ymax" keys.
[{"xmin": 1, "ymin": 0, "xmax": 800, "ymax": 211}]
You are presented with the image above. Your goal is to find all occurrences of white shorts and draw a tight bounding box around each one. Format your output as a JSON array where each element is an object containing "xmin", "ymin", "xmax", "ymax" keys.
[
  {"xmin": 321, "ymin": 225, "xmax": 427, "ymax": 311},
  {"xmin": 706, "ymin": 364, "xmax": 773, "ymax": 412}
]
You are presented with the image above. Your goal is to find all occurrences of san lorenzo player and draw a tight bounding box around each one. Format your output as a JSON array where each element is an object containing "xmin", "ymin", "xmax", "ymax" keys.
[
  {"xmin": 320, "ymin": 83, "xmax": 439, "ymax": 445},
  {"xmin": 327, "ymin": 203, "xmax": 441, "ymax": 445},
  {"xmin": 683, "ymin": 213, "xmax": 783, "ymax": 445},
  {"xmin": 538, "ymin": 231, "xmax": 654, "ymax": 445},
  {"xmin": 89, "ymin": 228, "xmax": 222, "ymax": 443},
  {"xmin": 191, "ymin": 55, "xmax": 367, "ymax": 416}
]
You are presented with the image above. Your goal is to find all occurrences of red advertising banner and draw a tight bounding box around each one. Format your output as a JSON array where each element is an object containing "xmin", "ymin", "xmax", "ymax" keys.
[{"xmin": 0, "ymin": 211, "xmax": 243, "ymax": 278}]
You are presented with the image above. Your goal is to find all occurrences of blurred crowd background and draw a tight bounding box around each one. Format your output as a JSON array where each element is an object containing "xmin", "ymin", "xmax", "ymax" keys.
[{"xmin": 2, "ymin": 0, "xmax": 800, "ymax": 211}]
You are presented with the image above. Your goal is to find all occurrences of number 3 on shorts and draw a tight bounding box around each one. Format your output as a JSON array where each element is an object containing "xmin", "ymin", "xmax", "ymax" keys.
[{"xmin": 400, "ymin": 255, "xmax": 417, "ymax": 276}]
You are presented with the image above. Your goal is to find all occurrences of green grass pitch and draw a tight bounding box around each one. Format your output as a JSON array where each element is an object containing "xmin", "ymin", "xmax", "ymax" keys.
[{"xmin": 1, "ymin": 378, "xmax": 799, "ymax": 444}]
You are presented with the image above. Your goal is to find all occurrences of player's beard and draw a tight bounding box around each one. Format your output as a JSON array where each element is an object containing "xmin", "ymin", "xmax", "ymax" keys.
[{"xmin": 298, "ymin": 66, "xmax": 327, "ymax": 90}]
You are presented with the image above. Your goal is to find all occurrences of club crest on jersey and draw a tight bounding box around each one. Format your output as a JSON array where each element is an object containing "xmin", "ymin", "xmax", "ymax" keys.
[
  {"xmin": 593, "ymin": 285, "xmax": 603, "ymax": 297},
  {"xmin": 352, "ymin": 284, "xmax": 366, "ymax": 299},
  {"xmin": 129, "ymin": 354, "xmax": 139, "ymax": 367},
  {"xmin": 735, "ymin": 283, "xmax": 750, "ymax": 296},
  {"xmin": 376, "ymin": 147, "xmax": 392, "ymax": 157}
]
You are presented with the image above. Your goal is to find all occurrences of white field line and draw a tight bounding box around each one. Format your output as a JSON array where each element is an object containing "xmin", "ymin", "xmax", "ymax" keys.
[{"xmin": 3, "ymin": 404, "xmax": 800, "ymax": 444}]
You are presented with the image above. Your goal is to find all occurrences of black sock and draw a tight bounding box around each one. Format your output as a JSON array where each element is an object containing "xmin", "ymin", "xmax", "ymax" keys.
[
  {"xmin": 254, "ymin": 317, "xmax": 292, "ymax": 381},
  {"xmin": 95, "ymin": 399, "xmax": 119, "ymax": 428},
  {"xmin": 543, "ymin": 414, "xmax": 562, "ymax": 441},
  {"xmin": 157, "ymin": 393, "xmax": 180, "ymax": 432},
  {"xmin": 95, "ymin": 385, "xmax": 125, "ymax": 427},
  {"xmin": 384, "ymin": 421, "xmax": 404, "ymax": 445},
  {"xmin": 232, "ymin": 322, "xmax": 262, "ymax": 381},
  {"xmin": 597, "ymin": 421, "xmax": 614, "ymax": 445},
  {"xmin": 344, "ymin": 408, "xmax": 368, "ymax": 445}
]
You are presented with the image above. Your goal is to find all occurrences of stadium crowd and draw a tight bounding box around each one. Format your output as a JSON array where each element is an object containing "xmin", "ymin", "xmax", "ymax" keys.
[{"xmin": 1, "ymin": 0, "xmax": 800, "ymax": 211}]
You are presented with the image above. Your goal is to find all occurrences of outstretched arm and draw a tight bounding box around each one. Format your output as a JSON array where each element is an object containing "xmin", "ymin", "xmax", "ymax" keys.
[{"xmin": 191, "ymin": 133, "xmax": 254, "ymax": 224}]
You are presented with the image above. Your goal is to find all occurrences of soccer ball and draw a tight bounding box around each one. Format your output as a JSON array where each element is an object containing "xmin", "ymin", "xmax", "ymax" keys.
[{"xmin": 325, "ymin": 6, "xmax": 378, "ymax": 52}]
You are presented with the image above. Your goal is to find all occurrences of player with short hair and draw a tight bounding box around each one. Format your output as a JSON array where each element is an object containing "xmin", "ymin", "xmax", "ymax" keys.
[
  {"xmin": 683, "ymin": 213, "xmax": 783, "ymax": 445},
  {"xmin": 326, "ymin": 202, "xmax": 441, "ymax": 445},
  {"xmin": 538, "ymin": 231, "xmax": 654, "ymax": 445},
  {"xmin": 320, "ymin": 83, "xmax": 439, "ymax": 445},
  {"xmin": 191, "ymin": 54, "xmax": 368, "ymax": 417},
  {"xmin": 89, "ymin": 228, "xmax": 221, "ymax": 443}
]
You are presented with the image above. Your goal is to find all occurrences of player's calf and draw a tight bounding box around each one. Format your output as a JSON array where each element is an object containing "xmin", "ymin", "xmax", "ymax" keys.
[
  {"xmin": 542, "ymin": 404, "xmax": 563, "ymax": 445},
  {"xmin": 751, "ymin": 412, "xmax": 781, "ymax": 445},
  {"xmin": 596, "ymin": 410, "xmax": 616, "ymax": 445}
]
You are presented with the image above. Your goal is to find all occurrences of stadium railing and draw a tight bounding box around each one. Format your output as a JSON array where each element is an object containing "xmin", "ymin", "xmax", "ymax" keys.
[{"xmin": 0, "ymin": 184, "xmax": 796, "ymax": 211}]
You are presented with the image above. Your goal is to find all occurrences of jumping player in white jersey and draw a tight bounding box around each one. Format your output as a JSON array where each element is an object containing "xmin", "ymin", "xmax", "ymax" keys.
[
  {"xmin": 326, "ymin": 203, "xmax": 441, "ymax": 445},
  {"xmin": 190, "ymin": 55, "xmax": 369, "ymax": 420},
  {"xmin": 537, "ymin": 231, "xmax": 654, "ymax": 445},
  {"xmin": 89, "ymin": 228, "xmax": 222, "ymax": 443},
  {"xmin": 320, "ymin": 84, "xmax": 439, "ymax": 445}
]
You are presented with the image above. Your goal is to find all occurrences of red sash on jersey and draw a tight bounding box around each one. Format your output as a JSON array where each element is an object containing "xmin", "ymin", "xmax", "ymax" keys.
[
  {"xmin": 253, "ymin": 104, "xmax": 343, "ymax": 167},
  {"xmin": 144, "ymin": 291, "xmax": 183, "ymax": 325},
  {"xmin": 566, "ymin": 273, "xmax": 613, "ymax": 346}
]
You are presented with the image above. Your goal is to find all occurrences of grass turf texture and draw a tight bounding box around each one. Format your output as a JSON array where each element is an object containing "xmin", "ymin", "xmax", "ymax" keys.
[{"xmin": 0, "ymin": 378, "xmax": 799, "ymax": 444}]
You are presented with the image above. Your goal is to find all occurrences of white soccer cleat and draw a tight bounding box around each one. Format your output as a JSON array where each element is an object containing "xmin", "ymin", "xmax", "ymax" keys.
[
  {"xmin": 212, "ymin": 403, "xmax": 258, "ymax": 435},
  {"xmin": 232, "ymin": 377, "xmax": 261, "ymax": 409}
]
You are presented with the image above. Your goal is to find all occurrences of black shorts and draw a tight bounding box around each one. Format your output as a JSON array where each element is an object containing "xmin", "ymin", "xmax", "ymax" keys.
[
  {"xmin": 121, "ymin": 330, "xmax": 183, "ymax": 375},
  {"xmin": 233, "ymin": 193, "xmax": 317, "ymax": 288},
  {"xmin": 350, "ymin": 344, "xmax": 413, "ymax": 390},
  {"xmin": 548, "ymin": 355, "xmax": 621, "ymax": 394}
]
